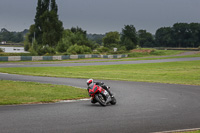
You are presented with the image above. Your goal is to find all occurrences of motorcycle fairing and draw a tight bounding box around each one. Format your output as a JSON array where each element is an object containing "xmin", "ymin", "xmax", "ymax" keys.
[{"xmin": 88, "ymin": 84, "xmax": 102, "ymax": 96}]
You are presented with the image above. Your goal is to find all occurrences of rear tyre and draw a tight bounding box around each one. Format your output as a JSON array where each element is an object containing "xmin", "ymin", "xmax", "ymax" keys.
[{"xmin": 95, "ymin": 93, "xmax": 107, "ymax": 106}]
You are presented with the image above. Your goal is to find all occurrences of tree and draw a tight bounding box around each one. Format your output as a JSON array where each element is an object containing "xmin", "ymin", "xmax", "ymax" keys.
[
  {"xmin": 51, "ymin": 0, "xmax": 58, "ymax": 13},
  {"xmin": 27, "ymin": 0, "xmax": 63, "ymax": 48},
  {"xmin": 0, "ymin": 28, "xmax": 11, "ymax": 42},
  {"xmin": 155, "ymin": 23, "xmax": 200, "ymax": 48},
  {"xmin": 87, "ymin": 34, "xmax": 105, "ymax": 45},
  {"xmin": 0, "ymin": 28, "xmax": 24, "ymax": 43},
  {"xmin": 155, "ymin": 27, "xmax": 173, "ymax": 47},
  {"xmin": 188, "ymin": 23, "xmax": 200, "ymax": 47},
  {"xmin": 71, "ymin": 26, "xmax": 87, "ymax": 36},
  {"xmin": 138, "ymin": 30, "xmax": 155, "ymax": 47},
  {"xmin": 56, "ymin": 28, "xmax": 95, "ymax": 53},
  {"xmin": 56, "ymin": 30, "xmax": 73, "ymax": 53},
  {"xmin": 70, "ymin": 27, "xmax": 94, "ymax": 49},
  {"xmin": 172, "ymin": 23, "xmax": 189, "ymax": 47},
  {"xmin": 103, "ymin": 31, "xmax": 120, "ymax": 48},
  {"xmin": 34, "ymin": 0, "xmax": 43, "ymax": 44},
  {"xmin": 121, "ymin": 25, "xmax": 138, "ymax": 50},
  {"xmin": 40, "ymin": 10, "xmax": 63, "ymax": 47}
]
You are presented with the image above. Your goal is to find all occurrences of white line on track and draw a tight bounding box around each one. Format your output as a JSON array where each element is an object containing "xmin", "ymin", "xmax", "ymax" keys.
[{"xmin": 58, "ymin": 98, "xmax": 91, "ymax": 103}]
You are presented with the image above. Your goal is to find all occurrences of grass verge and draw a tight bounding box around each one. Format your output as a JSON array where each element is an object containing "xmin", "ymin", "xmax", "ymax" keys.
[
  {"xmin": 0, "ymin": 60, "xmax": 200, "ymax": 86},
  {"xmin": 128, "ymin": 49, "xmax": 184, "ymax": 57},
  {"xmin": 0, "ymin": 80, "xmax": 89, "ymax": 105},
  {"xmin": 182, "ymin": 131, "xmax": 200, "ymax": 133},
  {"xmin": 173, "ymin": 130, "xmax": 200, "ymax": 133}
]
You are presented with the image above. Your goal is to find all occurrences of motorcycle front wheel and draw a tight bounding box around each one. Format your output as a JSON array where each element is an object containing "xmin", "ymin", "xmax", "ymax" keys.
[
  {"xmin": 110, "ymin": 96, "xmax": 117, "ymax": 105},
  {"xmin": 95, "ymin": 93, "xmax": 107, "ymax": 106}
]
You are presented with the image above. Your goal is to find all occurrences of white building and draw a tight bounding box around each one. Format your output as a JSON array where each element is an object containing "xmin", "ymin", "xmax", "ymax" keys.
[{"xmin": 0, "ymin": 46, "xmax": 28, "ymax": 53}]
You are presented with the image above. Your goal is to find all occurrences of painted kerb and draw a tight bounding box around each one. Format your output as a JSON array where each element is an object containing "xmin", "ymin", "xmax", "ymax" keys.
[{"xmin": 0, "ymin": 54, "xmax": 128, "ymax": 61}]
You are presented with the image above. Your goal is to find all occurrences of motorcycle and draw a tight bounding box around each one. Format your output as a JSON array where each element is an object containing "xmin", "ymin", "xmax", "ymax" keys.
[{"xmin": 88, "ymin": 85, "xmax": 116, "ymax": 106}]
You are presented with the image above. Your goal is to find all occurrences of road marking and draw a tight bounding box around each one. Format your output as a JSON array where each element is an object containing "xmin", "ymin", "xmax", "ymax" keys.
[
  {"xmin": 0, "ymin": 98, "xmax": 91, "ymax": 107},
  {"xmin": 58, "ymin": 98, "xmax": 91, "ymax": 103},
  {"xmin": 153, "ymin": 128, "xmax": 200, "ymax": 133},
  {"xmin": 0, "ymin": 72, "xmax": 8, "ymax": 74}
]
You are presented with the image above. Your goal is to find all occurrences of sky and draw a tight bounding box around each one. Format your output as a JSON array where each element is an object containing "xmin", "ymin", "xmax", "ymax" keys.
[{"xmin": 0, "ymin": 0, "xmax": 200, "ymax": 34}]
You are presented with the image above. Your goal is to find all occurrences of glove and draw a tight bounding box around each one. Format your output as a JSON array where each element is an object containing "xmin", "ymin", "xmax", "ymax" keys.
[{"xmin": 100, "ymin": 82, "xmax": 104, "ymax": 85}]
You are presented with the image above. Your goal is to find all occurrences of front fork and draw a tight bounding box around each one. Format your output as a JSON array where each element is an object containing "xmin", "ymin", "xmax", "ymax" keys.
[{"xmin": 102, "ymin": 85, "xmax": 113, "ymax": 96}]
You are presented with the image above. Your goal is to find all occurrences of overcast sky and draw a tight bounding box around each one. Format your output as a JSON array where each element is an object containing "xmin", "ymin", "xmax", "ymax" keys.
[{"xmin": 0, "ymin": 0, "xmax": 200, "ymax": 34}]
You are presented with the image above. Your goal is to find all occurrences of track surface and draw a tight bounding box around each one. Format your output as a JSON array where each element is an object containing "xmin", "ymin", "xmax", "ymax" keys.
[{"xmin": 0, "ymin": 57, "xmax": 200, "ymax": 133}]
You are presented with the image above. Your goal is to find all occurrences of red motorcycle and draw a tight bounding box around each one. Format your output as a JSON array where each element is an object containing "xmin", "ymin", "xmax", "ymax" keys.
[{"xmin": 88, "ymin": 85, "xmax": 116, "ymax": 106}]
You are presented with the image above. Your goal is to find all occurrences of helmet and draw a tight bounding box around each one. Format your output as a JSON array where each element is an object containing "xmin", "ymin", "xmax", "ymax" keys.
[{"xmin": 87, "ymin": 79, "xmax": 93, "ymax": 86}]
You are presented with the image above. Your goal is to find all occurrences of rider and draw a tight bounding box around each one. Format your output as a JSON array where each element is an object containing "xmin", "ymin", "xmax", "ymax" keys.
[{"xmin": 87, "ymin": 79, "xmax": 113, "ymax": 103}]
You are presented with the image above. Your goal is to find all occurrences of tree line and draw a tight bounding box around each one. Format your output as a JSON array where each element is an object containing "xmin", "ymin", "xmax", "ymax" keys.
[
  {"xmin": 155, "ymin": 23, "xmax": 200, "ymax": 48},
  {"xmin": 102, "ymin": 22, "xmax": 200, "ymax": 50},
  {"xmin": 0, "ymin": 28, "xmax": 28, "ymax": 43},
  {"xmin": 3, "ymin": 22, "xmax": 200, "ymax": 49},
  {"xmin": 1, "ymin": 0, "xmax": 200, "ymax": 55}
]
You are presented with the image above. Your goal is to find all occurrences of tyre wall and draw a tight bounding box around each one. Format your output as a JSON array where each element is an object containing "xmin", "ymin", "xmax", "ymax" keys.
[{"xmin": 0, "ymin": 54, "xmax": 128, "ymax": 61}]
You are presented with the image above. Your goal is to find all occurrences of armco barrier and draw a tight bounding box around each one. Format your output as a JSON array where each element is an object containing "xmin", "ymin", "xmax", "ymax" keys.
[{"xmin": 0, "ymin": 54, "xmax": 128, "ymax": 61}]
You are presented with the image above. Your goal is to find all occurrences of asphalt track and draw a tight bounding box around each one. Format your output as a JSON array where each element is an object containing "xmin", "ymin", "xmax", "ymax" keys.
[{"xmin": 0, "ymin": 57, "xmax": 200, "ymax": 133}]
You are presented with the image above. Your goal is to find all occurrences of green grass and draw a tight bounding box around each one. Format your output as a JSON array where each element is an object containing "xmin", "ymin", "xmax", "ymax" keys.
[
  {"xmin": 0, "ymin": 80, "xmax": 89, "ymax": 105},
  {"xmin": 89, "ymin": 53, "xmax": 200, "ymax": 63},
  {"xmin": 67, "ymin": 52, "xmax": 200, "ymax": 63},
  {"xmin": 185, "ymin": 131, "xmax": 200, "ymax": 133},
  {"xmin": 174, "ymin": 130, "xmax": 200, "ymax": 133},
  {"xmin": 0, "ymin": 60, "xmax": 200, "ymax": 85},
  {"xmin": 0, "ymin": 52, "xmax": 32, "ymax": 56},
  {"xmin": 128, "ymin": 50, "xmax": 184, "ymax": 57},
  {"xmin": 114, "ymin": 53, "xmax": 200, "ymax": 62}
]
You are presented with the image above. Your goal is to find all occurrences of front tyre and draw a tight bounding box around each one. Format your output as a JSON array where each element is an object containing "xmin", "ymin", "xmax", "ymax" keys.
[
  {"xmin": 95, "ymin": 93, "xmax": 107, "ymax": 106},
  {"xmin": 110, "ymin": 96, "xmax": 117, "ymax": 105}
]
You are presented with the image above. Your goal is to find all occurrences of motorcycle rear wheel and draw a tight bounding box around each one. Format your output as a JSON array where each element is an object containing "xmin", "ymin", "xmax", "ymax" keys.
[{"xmin": 95, "ymin": 93, "xmax": 107, "ymax": 106}]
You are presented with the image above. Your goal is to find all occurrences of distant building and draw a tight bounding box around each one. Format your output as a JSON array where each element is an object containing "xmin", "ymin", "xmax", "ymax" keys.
[{"xmin": 0, "ymin": 46, "xmax": 28, "ymax": 53}]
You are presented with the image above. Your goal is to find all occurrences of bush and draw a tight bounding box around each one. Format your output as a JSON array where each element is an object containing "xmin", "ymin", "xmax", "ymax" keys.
[
  {"xmin": 97, "ymin": 47, "xmax": 110, "ymax": 53},
  {"xmin": 67, "ymin": 44, "xmax": 92, "ymax": 54},
  {"xmin": 92, "ymin": 50, "xmax": 101, "ymax": 55},
  {"xmin": 128, "ymin": 52, "xmax": 149, "ymax": 57},
  {"xmin": 24, "ymin": 43, "xmax": 30, "ymax": 51},
  {"xmin": 109, "ymin": 46, "xmax": 127, "ymax": 54},
  {"xmin": 118, "ymin": 46, "xmax": 127, "ymax": 51},
  {"xmin": 37, "ymin": 46, "xmax": 56, "ymax": 55},
  {"xmin": 0, "ymin": 48, "xmax": 4, "ymax": 52},
  {"xmin": 150, "ymin": 50, "xmax": 163, "ymax": 55},
  {"xmin": 109, "ymin": 50, "xmax": 127, "ymax": 54},
  {"xmin": 27, "ymin": 40, "xmax": 56, "ymax": 56},
  {"xmin": 0, "ymin": 53, "xmax": 32, "ymax": 56},
  {"xmin": 28, "ymin": 41, "xmax": 39, "ymax": 55},
  {"xmin": 56, "ymin": 38, "xmax": 72, "ymax": 53},
  {"xmin": 29, "ymin": 47, "xmax": 38, "ymax": 56}
]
